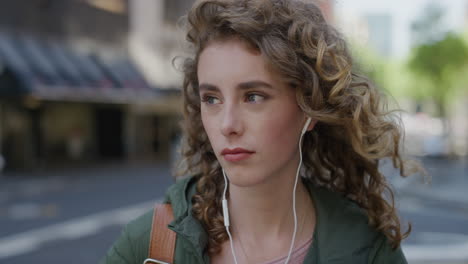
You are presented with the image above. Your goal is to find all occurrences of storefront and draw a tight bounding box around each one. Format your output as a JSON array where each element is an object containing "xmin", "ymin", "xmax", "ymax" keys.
[{"xmin": 0, "ymin": 32, "xmax": 181, "ymax": 171}]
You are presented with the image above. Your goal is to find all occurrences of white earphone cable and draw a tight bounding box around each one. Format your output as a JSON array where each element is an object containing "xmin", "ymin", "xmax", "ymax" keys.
[
  {"xmin": 284, "ymin": 128, "xmax": 306, "ymax": 264},
  {"xmin": 223, "ymin": 169, "xmax": 239, "ymax": 264},
  {"xmin": 222, "ymin": 118, "xmax": 310, "ymax": 264}
]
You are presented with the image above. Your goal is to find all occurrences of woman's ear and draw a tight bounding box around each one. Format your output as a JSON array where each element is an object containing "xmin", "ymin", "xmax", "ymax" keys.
[
  {"xmin": 302, "ymin": 116, "xmax": 317, "ymax": 134},
  {"xmin": 307, "ymin": 118, "xmax": 317, "ymax": 132}
]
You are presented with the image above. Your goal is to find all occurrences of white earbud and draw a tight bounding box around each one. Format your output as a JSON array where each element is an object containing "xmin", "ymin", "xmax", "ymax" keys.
[
  {"xmin": 222, "ymin": 169, "xmax": 230, "ymax": 227},
  {"xmin": 302, "ymin": 117, "xmax": 312, "ymax": 135},
  {"xmin": 222, "ymin": 168, "xmax": 238, "ymax": 264}
]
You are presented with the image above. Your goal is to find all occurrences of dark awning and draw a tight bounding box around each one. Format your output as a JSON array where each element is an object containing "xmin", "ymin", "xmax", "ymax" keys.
[
  {"xmin": 0, "ymin": 31, "xmax": 171, "ymax": 104},
  {"xmin": 0, "ymin": 32, "xmax": 37, "ymax": 94}
]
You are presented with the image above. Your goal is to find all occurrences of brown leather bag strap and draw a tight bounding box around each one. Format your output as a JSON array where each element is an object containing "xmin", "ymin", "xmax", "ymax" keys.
[{"xmin": 144, "ymin": 203, "xmax": 176, "ymax": 264}]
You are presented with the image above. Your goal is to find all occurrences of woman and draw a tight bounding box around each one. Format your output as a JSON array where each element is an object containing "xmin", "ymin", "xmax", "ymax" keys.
[{"xmin": 102, "ymin": 0, "xmax": 419, "ymax": 263}]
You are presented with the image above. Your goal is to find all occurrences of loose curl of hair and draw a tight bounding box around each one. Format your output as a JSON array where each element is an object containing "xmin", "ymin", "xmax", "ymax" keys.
[{"xmin": 175, "ymin": 0, "xmax": 421, "ymax": 255}]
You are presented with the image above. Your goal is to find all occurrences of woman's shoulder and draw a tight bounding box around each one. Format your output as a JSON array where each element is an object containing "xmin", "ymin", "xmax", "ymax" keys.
[
  {"xmin": 114, "ymin": 175, "xmax": 197, "ymax": 245},
  {"xmin": 163, "ymin": 175, "xmax": 197, "ymax": 203},
  {"xmin": 124, "ymin": 208, "xmax": 154, "ymax": 241},
  {"xmin": 312, "ymin": 185, "xmax": 374, "ymax": 237},
  {"xmin": 307, "ymin": 183, "xmax": 407, "ymax": 263},
  {"xmin": 100, "ymin": 209, "xmax": 154, "ymax": 264},
  {"xmin": 307, "ymin": 182, "xmax": 370, "ymax": 228},
  {"xmin": 100, "ymin": 175, "xmax": 200, "ymax": 263}
]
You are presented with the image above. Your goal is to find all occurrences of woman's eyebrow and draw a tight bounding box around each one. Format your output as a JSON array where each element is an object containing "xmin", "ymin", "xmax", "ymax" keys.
[
  {"xmin": 199, "ymin": 83, "xmax": 219, "ymax": 92},
  {"xmin": 199, "ymin": 80, "xmax": 274, "ymax": 92},
  {"xmin": 237, "ymin": 80, "xmax": 274, "ymax": 90}
]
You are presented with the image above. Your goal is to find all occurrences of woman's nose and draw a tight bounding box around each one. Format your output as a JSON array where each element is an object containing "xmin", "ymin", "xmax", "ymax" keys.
[{"xmin": 220, "ymin": 104, "xmax": 243, "ymax": 137}]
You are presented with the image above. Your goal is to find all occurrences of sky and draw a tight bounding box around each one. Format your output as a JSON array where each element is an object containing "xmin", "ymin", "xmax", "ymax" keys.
[{"xmin": 334, "ymin": 0, "xmax": 467, "ymax": 58}]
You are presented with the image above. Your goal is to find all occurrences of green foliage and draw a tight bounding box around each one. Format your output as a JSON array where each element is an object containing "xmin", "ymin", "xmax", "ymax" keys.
[
  {"xmin": 408, "ymin": 32, "xmax": 468, "ymax": 115},
  {"xmin": 350, "ymin": 41, "xmax": 388, "ymax": 91},
  {"xmin": 351, "ymin": 41, "xmax": 416, "ymax": 100},
  {"xmin": 405, "ymin": 1, "xmax": 468, "ymax": 117},
  {"xmin": 348, "ymin": 2, "xmax": 468, "ymax": 118},
  {"xmin": 409, "ymin": 33, "xmax": 467, "ymax": 82}
]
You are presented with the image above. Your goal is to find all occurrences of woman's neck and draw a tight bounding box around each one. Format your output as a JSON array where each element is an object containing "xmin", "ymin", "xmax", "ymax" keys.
[{"xmin": 227, "ymin": 175, "xmax": 315, "ymax": 249}]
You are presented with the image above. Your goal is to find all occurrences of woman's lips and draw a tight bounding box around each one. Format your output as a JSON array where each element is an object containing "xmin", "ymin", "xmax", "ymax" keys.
[
  {"xmin": 223, "ymin": 152, "xmax": 253, "ymax": 162},
  {"xmin": 221, "ymin": 148, "xmax": 254, "ymax": 162}
]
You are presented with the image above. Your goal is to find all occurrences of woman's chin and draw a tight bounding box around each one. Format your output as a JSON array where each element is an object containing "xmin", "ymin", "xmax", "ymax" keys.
[{"xmin": 225, "ymin": 170, "xmax": 269, "ymax": 188}]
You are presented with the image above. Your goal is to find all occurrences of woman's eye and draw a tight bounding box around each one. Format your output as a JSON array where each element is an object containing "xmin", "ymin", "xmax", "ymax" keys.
[
  {"xmin": 246, "ymin": 94, "xmax": 265, "ymax": 103},
  {"xmin": 201, "ymin": 95, "xmax": 221, "ymax": 105}
]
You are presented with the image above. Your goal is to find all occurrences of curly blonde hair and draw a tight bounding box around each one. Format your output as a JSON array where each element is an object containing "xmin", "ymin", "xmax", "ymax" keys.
[{"xmin": 175, "ymin": 0, "xmax": 419, "ymax": 254}]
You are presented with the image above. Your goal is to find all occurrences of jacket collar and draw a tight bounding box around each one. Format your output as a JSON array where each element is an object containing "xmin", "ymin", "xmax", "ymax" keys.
[
  {"xmin": 166, "ymin": 176, "xmax": 377, "ymax": 263},
  {"xmin": 306, "ymin": 179, "xmax": 379, "ymax": 262},
  {"xmin": 166, "ymin": 176, "xmax": 208, "ymax": 259}
]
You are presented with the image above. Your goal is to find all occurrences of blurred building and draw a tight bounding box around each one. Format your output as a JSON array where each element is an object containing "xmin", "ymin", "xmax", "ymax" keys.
[
  {"xmin": 365, "ymin": 14, "xmax": 393, "ymax": 57},
  {"xmin": 465, "ymin": 1, "xmax": 468, "ymax": 28},
  {"xmin": 128, "ymin": 0, "xmax": 191, "ymax": 89},
  {"xmin": 335, "ymin": 10, "xmax": 394, "ymax": 57},
  {"xmin": 0, "ymin": 0, "xmax": 182, "ymax": 171},
  {"xmin": 0, "ymin": 0, "xmax": 347, "ymax": 171}
]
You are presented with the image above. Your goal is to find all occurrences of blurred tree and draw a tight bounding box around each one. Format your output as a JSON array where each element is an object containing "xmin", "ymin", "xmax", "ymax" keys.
[
  {"xmin": 408, "ymin": 32, "xmax": 468, "ymax": 117},
  {"xmin": 351, "ymin": 42, "xmax": 387, "ymax": 90},
  {"xmin": 408, "ymin": 2, "xmax": 468, "ymax": 117},
  {"xmin": 406, "ymin": 2, "xmax": 468, "ymax": 156},
  {"xmin": 351, "ymin": 41, "xmax": 409, "ymax": 109}
]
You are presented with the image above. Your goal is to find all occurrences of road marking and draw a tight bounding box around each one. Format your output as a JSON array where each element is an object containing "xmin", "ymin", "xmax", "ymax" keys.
[
  {"xmin": 8, "ymin": 203, "xmax": 59, "ymax": 220},
  {"xmin": 2, "ymin": 199, "xmax": 468, "ymax": 262},
  {"xmin": 0, "ymin": 200, "xmax": 159, "ymax": 259}
]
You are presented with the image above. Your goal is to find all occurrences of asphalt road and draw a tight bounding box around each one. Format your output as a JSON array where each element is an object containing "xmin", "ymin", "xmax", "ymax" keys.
[{"xmin": 0, "ymin": 160, "xmax": 467, "ymax": 264}]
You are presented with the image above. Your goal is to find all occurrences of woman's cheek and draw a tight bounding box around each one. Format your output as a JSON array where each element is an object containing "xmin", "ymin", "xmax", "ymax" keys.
[
  {"xmin": 201, "ymin": 115, "xmax": 216, "ymax": 146},
  {"xmin": 266, "ymin": 114, "xmax": 301, "ymax": 151}
]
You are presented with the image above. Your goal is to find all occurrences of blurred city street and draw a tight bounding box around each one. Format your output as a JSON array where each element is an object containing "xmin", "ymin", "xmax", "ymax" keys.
[
  {"xmin": 0, "ymin": 161, "xmax": 174, "ymax": 264},
  {"xmin": 0, "ymin": 0, "xmax": 467, "ymax": 263},
  {"xmin": 386, "ymin": 157, "xmax": 468, "ymax": 264},
  {"xmin": 0, "ymin": 158, "xmax": 466, "ymax": 264}
]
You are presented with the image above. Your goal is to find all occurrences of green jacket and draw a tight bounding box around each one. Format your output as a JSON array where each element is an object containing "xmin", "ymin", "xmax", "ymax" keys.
[{"xmin": 101, "ymin": 176, "xmax": 407, "ymax": 264}]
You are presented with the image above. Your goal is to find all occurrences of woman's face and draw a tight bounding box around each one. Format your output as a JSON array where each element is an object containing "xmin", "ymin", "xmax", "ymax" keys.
[{"xmin": 198, "ymin": 39, "xmax": 311, "ymax": 187}]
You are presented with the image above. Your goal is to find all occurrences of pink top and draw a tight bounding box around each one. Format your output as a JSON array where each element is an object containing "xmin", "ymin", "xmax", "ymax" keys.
[{"xmin": 261, "ymin": 236, "xmax": 313, "ymax": 264}]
